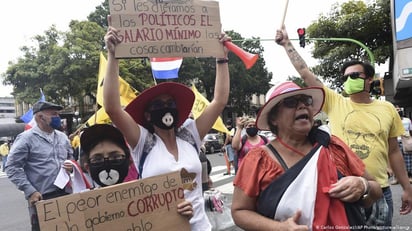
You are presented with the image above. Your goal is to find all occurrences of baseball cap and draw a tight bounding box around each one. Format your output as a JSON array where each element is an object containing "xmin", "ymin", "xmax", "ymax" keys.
[
  {"xmin": 80, "ymin": 124, "xmax": 129, "ymax": 155},
  {"xmin": 33, "ymin": 101, "xmax": 63, "ymax": 114}
]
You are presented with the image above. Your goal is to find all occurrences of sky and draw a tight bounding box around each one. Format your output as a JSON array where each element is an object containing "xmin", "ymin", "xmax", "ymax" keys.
[{"xmin": 1, "ymin": 0, "xmax": 383, "ymax": 97}]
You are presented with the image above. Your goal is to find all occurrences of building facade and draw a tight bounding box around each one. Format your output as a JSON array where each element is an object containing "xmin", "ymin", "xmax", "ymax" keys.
[{"xmin": 0, "ymin": 97, "xmax": 16, "ymax": 124}]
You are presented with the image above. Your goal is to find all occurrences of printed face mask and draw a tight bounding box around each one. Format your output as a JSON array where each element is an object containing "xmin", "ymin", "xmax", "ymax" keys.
[
  {"xmin": 89, "ymin": 158, "xmax": 129, "ymax": 187},
  {"xmin": 49, "ymin": 116, "xmax": 62, "ymax": 129},
  {"xmin": 343, "ymin": 77, "xmax": 365, "ymax": 95},
  {"xmin": 246, "ymin": 127, "xmax": 259, "ymax": 137},
  {"xmin": 150, "ymin": 108, "xmax": 178, "ymax": 130}
]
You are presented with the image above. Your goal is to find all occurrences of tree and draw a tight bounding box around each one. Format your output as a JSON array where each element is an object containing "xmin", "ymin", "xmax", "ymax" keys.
[
  {"xmin": 306, "ymin": 0, "xmax": 391, "ymax": 90},
  {"xmin": 3, "ymin": 22, "xmax": 106, "ymax": 111},
  {"xmin": 87, "ymin": 0, "xmax": 110, "ymax": 29},
  {"xmin": 3, "ymin": 25, "xmax": 66, "ymax": 104}
]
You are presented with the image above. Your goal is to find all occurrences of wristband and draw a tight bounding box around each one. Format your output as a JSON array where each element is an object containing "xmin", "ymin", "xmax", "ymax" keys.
[{"xmin": 216, "ymin": 58, "xmax": 229, "ymax": 64}]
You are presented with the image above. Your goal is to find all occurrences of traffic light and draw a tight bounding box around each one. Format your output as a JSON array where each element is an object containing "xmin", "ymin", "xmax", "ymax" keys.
[
  {"xmin": 297, "ymin": 28, "xmax": 306, "ymax": 48},
  {"xmin": 371, "ymin": 78, "xmax": 384, "ymax": 96}
]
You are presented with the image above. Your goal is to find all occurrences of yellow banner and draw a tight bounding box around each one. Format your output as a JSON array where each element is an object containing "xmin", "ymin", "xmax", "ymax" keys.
[
  {"xmin": 191, "ymin": 85, "xmax": 229, "ymax": 134},
  {"xmin": 96, "ymin": 52, "xmax": 138, "ymax": 107},
  {"xmin": 86, "ymin": 107, "xmax": 111, "ymax": 126}
]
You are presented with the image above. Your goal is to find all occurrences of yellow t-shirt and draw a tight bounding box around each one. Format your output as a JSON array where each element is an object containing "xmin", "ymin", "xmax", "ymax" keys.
[
  {"xmin": 322, "ymin": 86, "xmax": 404, "ymax": 187},
  {"xmin": 0, "ymin": 143, "xmax": 9, "ymax": 156}
]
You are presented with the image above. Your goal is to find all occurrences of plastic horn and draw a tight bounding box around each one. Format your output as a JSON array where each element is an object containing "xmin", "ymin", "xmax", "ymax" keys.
[{"xmin": 224, "ymin": 41, "xmax": 258, "ymax": 70}]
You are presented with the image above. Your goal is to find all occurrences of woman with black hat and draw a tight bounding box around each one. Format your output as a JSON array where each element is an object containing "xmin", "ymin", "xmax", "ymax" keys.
[{"xmin": 103, "ymin": 16, "xmax": 231, "ymax": 231}]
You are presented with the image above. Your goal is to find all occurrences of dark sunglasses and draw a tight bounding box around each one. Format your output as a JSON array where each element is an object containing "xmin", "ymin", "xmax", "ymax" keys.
[
  {"xmin": 149, "ymin": 99, "xmax": 176, "ymax": 110},
  {"xmin": 342, "ymin": 72, "xmax": 365, "ymax": 82},
  {"xmin": 280, "ymin": 94, "xmax": 313, "ymax": 108},
  {"xmin": 88, "ymin": 153, "xmax": 126, "ymax": 166}
]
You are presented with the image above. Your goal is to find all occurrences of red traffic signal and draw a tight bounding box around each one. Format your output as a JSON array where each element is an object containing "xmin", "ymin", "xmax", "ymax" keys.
[
  {"xmin": 297, "ymin": 28, "xmax": 306, "ymax": 48},
  {"xmin": 297, "ymin": 28, "xmax": 305, "ymax": 36}
]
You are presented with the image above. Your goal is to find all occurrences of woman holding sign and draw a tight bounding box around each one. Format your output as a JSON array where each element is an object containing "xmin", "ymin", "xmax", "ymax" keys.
[{"xmin": 103, "ymin": 15, "xmax": 231, "ymax": 230}]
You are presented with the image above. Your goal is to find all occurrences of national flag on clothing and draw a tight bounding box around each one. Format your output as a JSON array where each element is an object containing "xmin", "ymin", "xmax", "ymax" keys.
[
  {"xmin": 150, "ymin": 57, "xmax": 183, "ymax": 79},
  {"xmin": 20, "ymin": 90, "xmax": 46, "ymax": 130}
]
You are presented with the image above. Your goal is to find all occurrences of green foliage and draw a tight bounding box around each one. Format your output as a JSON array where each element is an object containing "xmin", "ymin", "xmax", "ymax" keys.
[
  {"xmin": 307, "ymin": 0, "xmax": 391, "ymax": 89},
  {"xmin": 287, "ymin": 76, "xmax": 306, "ymax": 88},
  {"xmin": 88, "ymin": 0, "xmax": 109, "ymax": 29},
  {"xmin": 177, "ymin": 30, "xmax": 272, "ymax": 115}
]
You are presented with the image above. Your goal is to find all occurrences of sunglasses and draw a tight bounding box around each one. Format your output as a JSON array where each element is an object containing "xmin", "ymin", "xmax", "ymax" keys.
[
  {"xmin": 89, "ymin": 153, "xmax": 126, "ymax": 166},
  {"xmin": 280, "ymin": 94, "xmax": 313, "ymax": 108},
  {"xmin": 149, "ymin": 99, "xmax": 176, "ymax": 110},
  {"xmin": 342, "ymin": 72, "xmax": 365, "ymax": 82}
]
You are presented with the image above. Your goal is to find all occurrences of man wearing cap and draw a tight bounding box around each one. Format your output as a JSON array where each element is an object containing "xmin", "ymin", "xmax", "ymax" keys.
[{"xmin": 5, "ymin": 100, "xmax": 73, "ymax": 231}]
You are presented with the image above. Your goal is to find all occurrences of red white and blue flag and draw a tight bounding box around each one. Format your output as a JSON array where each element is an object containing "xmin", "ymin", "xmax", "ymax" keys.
[
  {"xmin": 150, "ymin": 57, "xmax": 183, "ymax": 79},
  {"xmin": 20, "ymin": 90, "xmax": 45, "ymax": 130}
]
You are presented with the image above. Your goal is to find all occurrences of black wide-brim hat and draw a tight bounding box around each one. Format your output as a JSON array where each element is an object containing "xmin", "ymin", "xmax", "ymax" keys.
[{"xmin": 125, "ymin": 82, "xmax": 195, "ymax": 128}]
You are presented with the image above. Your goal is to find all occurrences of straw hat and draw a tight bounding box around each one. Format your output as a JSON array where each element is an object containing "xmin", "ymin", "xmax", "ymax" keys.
[{"xmin": 256, "ymin": 81, "xmax": 325, "ymax": 131}]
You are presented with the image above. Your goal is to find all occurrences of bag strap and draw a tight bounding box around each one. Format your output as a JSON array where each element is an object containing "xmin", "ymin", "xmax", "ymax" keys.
[
  {"xmin": 260, "ymin": 134, "xmax": 268, "ymax": 144},
  {"xmin": 139, "ymin": 127, "xmax": 198, "ymax": 179},
  {"xmin": 138, "ymin": 133, "xmax": 156, "ymax": 179},
  {"xmin": 266, "ymin": 143, "xmax": 289, "ymax": 170}
]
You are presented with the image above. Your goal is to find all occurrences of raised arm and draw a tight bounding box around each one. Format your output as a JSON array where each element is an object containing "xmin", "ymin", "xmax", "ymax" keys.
[
  {"xmin": 195, "ymin": 33, "xmax": 231, "ymax": 139},
  {"xmin": 231, "ymin": 117, "xmax": 246, "ymax": 151},
  {"xmin": 103, "ymin": 16, "xmax": 140, "ymax": 148},
  {"xmin": 275, "ymin": 25, "xmax": 323, "ymax": 88}
]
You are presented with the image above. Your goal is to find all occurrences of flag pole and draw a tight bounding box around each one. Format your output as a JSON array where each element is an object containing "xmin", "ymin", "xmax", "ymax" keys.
[
  {"xmin": 280, "ymin": 0, "xmax": 289, "ymax": 27},
  {"xmin": 149, "ymin": 58, "xmax": 158, "ymax": 85}
]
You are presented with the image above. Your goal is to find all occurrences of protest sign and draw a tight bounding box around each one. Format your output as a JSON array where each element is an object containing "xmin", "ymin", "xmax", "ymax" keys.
[
  {"xmin": 36, "ymin": 170, "xmax": 190, "ymax": 231},
  {"xmin": 108, "ymin": 0, "xmax": 224, "ymax": 58}
]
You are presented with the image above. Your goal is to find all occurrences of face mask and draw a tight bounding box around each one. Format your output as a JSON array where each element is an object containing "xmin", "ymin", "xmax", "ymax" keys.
[
  {"xmin": 343, "ymin": 77, "xmax": 365, "ymax": 95},
  {"xmin": 150, "ymin": 108, "xmax": 178, "ymax": 130},
  {"xmin": 50, "ymin": 116, "xmax": 62, "ymax": 129},
  {"xmin": 246, "ymin": 127, "xmax": 258, "ymax": 137},
  {"xmin": 89, "ymin": 158, "xmax": 129, "ymax": 187}
]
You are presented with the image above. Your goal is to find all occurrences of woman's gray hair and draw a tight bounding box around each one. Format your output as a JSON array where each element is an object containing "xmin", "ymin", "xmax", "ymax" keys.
[{"xmin": 267, "ymin": 104, "xmax": 279, "ymax": 135}]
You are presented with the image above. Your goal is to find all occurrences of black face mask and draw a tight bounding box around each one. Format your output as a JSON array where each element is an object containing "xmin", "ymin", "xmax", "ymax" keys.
[
  {"xmin": 89, "ymin": 158, "xmax": 129, "ymax": 187},
  {"xmin": 246, "ymin": 127, "xmax": 259, "ymax": 137},
  {"xmin": 149, "ymin": 108, "xmax": 178, "ymax": 130}
]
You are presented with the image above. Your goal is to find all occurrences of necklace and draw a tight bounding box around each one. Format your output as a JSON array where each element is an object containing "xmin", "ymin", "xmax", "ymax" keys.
[{"xmin": 276, "ymin": 137, "xmax": 306, "ymax": 157}]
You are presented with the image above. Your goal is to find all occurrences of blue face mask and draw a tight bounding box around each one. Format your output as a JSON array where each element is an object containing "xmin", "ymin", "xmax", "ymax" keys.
[{"xmin": 49, "ymin": 116, "xmax": 61, "ymax": 129}]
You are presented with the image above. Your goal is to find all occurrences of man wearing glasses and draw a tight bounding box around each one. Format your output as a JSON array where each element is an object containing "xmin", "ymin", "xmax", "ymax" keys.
[{"xmin": 275, "ymin": 25, "xmax": 412, "ymax": 228}]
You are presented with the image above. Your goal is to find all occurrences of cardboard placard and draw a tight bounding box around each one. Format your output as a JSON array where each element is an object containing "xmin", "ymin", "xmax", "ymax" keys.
[
  {"xmin": 36, "ymin": 170, "xmax": 190, "ymax": 231},
  {"xmin": 108, "ymin": 0, "xmax": 224, "ymax": 58}
]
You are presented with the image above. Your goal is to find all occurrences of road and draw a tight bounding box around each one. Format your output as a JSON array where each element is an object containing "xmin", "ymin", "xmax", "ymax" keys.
[{"xmin": 1, "ymin": 153, "xmax": 411, "ymax": 230}]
